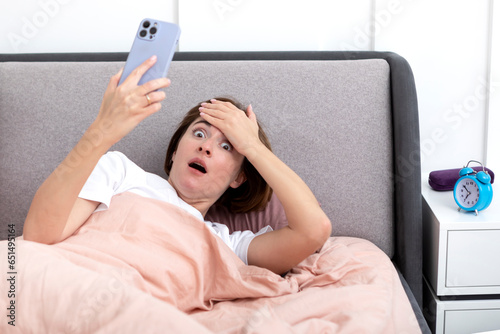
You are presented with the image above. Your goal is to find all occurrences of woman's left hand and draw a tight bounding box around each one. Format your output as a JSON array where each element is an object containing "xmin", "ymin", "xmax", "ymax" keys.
[{"xmin": 198, "ymin": 99, "xmax": 263, "ymax": 159}]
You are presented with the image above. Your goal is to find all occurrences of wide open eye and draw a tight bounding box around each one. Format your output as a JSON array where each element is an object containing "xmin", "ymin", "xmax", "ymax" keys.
[
  {"xmin": 193, "ymin": 129, "xmax": 205, "ymax": 138},
  {"xmin": 221, "ymin": 142, "xmax": 232, "ymax": 151}
]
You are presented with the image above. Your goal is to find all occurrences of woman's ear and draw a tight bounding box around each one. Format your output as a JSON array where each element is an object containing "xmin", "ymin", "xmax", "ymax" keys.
[{"xmin": 229, "ymin": 170, "xmax": 247, "ymax": 189}]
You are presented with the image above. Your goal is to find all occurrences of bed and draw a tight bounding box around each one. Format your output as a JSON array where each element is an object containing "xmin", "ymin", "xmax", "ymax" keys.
[{"xmin": 0, "ymin": 51, "xmax": 430, "ymax": 333}]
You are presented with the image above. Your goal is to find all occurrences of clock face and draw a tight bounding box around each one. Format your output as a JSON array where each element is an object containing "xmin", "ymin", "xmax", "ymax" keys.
[{"xmin": 456, "ymin": 178, "xmax": 480, "ymax": 208}]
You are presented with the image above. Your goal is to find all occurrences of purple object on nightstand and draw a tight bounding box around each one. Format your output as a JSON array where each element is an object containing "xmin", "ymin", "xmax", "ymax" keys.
[{"xmin": 429, "ymin": 167, "xmax": 495, "ymax": 191}]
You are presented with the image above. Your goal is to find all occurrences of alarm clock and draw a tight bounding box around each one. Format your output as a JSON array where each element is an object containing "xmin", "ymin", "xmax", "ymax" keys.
[{"xmin": 453, "ymin": 160, "xmax": 493, "ymax": 215}]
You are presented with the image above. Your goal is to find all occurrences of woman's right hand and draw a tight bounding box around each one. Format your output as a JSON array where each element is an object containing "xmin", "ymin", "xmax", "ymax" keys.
[
  {"xmin": 23, "ymin": 57, "xmax": 171, "ymax": 244},
  {"xmin": 93, "ymin": 55, "xmax": 171, "ymax": 146}
]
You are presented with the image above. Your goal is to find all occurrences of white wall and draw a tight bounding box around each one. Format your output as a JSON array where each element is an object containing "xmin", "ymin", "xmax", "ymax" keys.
[
  {"xmin": 374, "ymin": 0, "xmax": 492, "ymax": 174},
  {"xmin": 1, "ymin": 0, "xmax": 177, "ymax": 53},
  {"xmin": 178, "ymin": 0, "xmax": 373, "ymax": 51},
  {"xmin": 487, "ymin": 2, "xmax": 500, "ymax": 177},
  {"xmin": 1, "ymin": 0, "xmax": 496, "ymax": 175}
]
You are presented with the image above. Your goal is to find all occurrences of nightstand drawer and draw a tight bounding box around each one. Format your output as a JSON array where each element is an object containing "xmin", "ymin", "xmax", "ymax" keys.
[
  {"xmin": 444, "ymin": 309, "xmax": 500, "ymax": 334},
  {"xmin": 424, "ymin": 278, "xmax": 500, "ymax": 334},
  {"xmin": 447, "ymin": 230, "xmax": 500, "ymax": 287}
]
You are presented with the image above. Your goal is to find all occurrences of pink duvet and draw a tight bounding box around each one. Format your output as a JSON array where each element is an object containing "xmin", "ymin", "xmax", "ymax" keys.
[{"xmin": 1, "ymin": 192, "xmax": 420, "ymax": 333}]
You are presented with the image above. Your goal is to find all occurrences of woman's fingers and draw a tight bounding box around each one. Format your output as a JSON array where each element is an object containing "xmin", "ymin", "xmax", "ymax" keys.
[
  {"xmin": 121, "ymin": 55, "xmax": 157, "ymax": 87},
  {"xmin": 110, "ymin": 67, "xmax": 124, "ymax": 87},
  {"xmin": 117, "ymin": 66, "xmax": 171, "ymax": 113},
  {"xmin": 199, "ymin": 99, "xmax": 261, "ymax": 156},
  {"xmin": 200, "ymin": 99, "xmax": 257, "ymax": 126},
  {"xmin": 246, "ymin": 104, "xmax": 257, "ymax": 122},
  {"xmin": 141, "ymin": 77, "xmax": 171, "ymax": 94},
  {"xmin": 120, "ymin": 55, "xmax": 171, "ymax": 98},
  {"xmin": 199, "ymin": 99, "xmax": 243, "ymax": 119},
  {"xmin": 141, "ymin": 90, "xmax": 167, "ymax": 114}
]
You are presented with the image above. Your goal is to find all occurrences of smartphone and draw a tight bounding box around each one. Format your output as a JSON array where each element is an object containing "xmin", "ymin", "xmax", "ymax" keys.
[{"xmin": 118, "ymin": 18, "xmax": 180, "ymax": 86}]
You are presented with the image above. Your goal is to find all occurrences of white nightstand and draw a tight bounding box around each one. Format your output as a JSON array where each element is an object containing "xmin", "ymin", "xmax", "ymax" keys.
[{"xmin": 422, "ymin": 175, "xmax": 500, "ymax": 334}]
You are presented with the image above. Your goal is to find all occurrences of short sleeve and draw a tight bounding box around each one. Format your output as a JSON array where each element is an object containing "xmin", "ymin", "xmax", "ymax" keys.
[
  {"xmin": 208, "ymin": 222, "xmax": 273, "ymax": 264},
  {"xmin": 78, "ymin": 151, "xmax": 128, "ymax": 210},
  {"xmin": 232, "ymin": 226, "xmax": 273, "ymax": 265}
]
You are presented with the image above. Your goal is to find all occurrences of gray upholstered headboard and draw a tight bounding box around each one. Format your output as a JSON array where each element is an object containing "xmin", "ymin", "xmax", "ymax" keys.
[{"xmin": 0, "ymin": 51, "xmax": 422, "ymax": 306}]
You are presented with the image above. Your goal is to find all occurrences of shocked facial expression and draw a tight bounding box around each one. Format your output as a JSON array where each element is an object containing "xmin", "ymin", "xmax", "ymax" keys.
[{"xmin": 168, "ymin": 118, "xmax": 246, "ymax": 210}]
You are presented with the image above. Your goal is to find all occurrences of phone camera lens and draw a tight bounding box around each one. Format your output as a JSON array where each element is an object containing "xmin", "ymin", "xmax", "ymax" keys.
[
  {"xmin": 149, "ymin": 27, "xmax": 157, "ymax": 35},
  {"xmin": 143, "ymin": 21, "xmax": 151, "ymax": 28},
  {"xmin": 139, "ymin": 30, "xmax": 147, "ymax": 38}
]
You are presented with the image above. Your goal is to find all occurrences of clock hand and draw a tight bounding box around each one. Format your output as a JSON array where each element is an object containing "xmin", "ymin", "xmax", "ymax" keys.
[{"xmin": 462, "ymin": 185, "xmax": 471, "ymax": 202}]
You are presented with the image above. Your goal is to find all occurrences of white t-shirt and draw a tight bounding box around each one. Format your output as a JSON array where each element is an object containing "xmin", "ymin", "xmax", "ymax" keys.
[{"xmin": 78, "ymin": 151, "xmax": 271, "ymax": 264}]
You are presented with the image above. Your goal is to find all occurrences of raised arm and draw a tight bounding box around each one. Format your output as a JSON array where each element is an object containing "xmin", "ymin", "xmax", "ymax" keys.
[
  {"xmin": 23, "ymin": 56, "xmax": 170, "ymax": 244},
  {"xmin": 199, "ymin": 100, "xmax": 332, "ymax": 274}
]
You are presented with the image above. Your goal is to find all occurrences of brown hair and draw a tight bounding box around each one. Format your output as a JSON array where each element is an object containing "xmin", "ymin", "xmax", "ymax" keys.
[{"xmin": 164, "ymin": 97, "xmax": 273, "ymax": 213}]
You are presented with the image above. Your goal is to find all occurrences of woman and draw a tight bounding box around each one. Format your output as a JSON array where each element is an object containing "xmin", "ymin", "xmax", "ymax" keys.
[{"xmin": 23, "ymin": 56, "xmax": 331, "ymax": 275}]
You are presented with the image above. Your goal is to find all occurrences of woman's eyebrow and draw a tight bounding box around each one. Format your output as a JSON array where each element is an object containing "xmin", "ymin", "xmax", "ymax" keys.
[{"xmin": 193, "ymin": 120, "xmax": 211, "ymax": 128}]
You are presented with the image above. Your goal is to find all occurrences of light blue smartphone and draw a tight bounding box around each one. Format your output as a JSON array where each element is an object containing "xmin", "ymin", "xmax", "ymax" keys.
[{"xmin": 118, "ymin": 18, "xmax": 181, "ymax": 86}]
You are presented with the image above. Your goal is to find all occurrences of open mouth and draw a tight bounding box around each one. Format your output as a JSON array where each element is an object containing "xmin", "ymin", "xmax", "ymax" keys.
[{"xmin": 189, "ymin": 162, "xmax": 207, "ymax": 174}]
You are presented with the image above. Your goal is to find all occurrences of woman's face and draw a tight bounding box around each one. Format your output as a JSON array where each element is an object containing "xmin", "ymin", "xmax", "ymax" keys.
[{"xmin": 168, "ymin": 117, "xmax": 246, "ymax": 211}]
